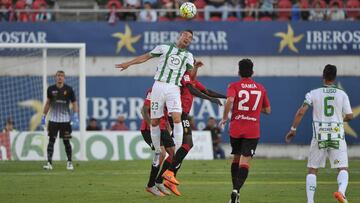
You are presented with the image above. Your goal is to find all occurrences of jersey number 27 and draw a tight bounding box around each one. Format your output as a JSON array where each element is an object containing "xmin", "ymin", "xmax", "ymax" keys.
[{"xmin": 238, "ymin": 90, "xmax": 262, "ymax": 111}]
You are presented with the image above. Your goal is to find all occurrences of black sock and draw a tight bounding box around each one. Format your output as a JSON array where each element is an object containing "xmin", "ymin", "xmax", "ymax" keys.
[
  {"xmin": 147, "ymin": 164, "xmax": 161, "ymax": 187},
  {"xmin": 231, "ymin": 162, "xmax": 239, "ymax": 190},
  {"xmin": 156, "ymin": 157, "xmax": 171, "ymax": 183},
  {"xmin": 170, "ymin": 145, "xmax": 190, "ymax": 172},
  {"xmin": 63, "ymin": 139, "xmax": 72, "ymax": 162},
  {"xmin": 235, "ymin": 164, "xmax": 249, "ymax": 192},
  {"xmin": 47, "ymin": 136, "xmax": 56, "ymax": 164}
]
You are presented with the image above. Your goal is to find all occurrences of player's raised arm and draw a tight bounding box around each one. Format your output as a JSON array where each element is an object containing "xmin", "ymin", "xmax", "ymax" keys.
[
  {"xmin": 285, "ymin": 103, "xmax": 309, "ymax": 143},
  {"xmin": 203, "ymin": 89, "xmax": 226, "ymax": 99},
  {"xmin": 115, "ymin": 53, "xmax": 153, "ymax": 71},
  {"xmin": 186, "ymin": 83, "xmax": 222, "ymax": 106}
]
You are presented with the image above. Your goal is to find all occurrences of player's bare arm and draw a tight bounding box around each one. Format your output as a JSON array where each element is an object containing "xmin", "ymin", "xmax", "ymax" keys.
[
  {"xmin": 204, "ymin": 89, "xmax": 227, "ymax": 99},
  {"xmin": 43, "ymin": 98, "xmax": 51, "ymax": 115},
  {"xmin": 343, "ymin": 113, "xmax": 353, "ymax": 122},
  {"xmin": 189, "ymin": 60, "xmax": 204, "ymax": 79},
  {"xmin": 187, "ymin": 84, "xmax": 222, "ymax": 106},
  {"xmin": 141, "ymin": 105, "xmax": 151, "ymax": 126},
  {"xmin": 219, "ymin": 97, "xmax": 234, "ymax": 128},
  {"xmin": 72, "ymin": 101, "xmax": 79, "ymax": 113},
  {"xmin": 115, "ymin": 53, "xmax": 153, "ymax": 71},
  {"xmin": 285, "ymin": 104, "xmax": 309, "ymax": 144}
]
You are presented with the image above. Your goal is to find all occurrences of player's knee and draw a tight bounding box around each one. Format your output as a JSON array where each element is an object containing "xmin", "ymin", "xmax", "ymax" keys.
[
  {"xmin": 338, "ymin": 167, "xmax": 348, "ymax": 172},
  {"xmin": 171, "ymin": 112, "xmax": 182, "ymax": 123},
  {"xmin": 308, "ymin": 167, "xmax": 318, "ymax": 174},
  {"xmin": 166, "ymin": 147, "xmax": 175, "ymax": 159}
]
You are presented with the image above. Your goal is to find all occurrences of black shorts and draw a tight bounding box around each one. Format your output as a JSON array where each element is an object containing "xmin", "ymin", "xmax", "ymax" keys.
[
  {"xmin": 141, "ymin": 130, "xmax": 175, "ymax": 150},
  {"xmin": 169, "ymin": 112, "xmax": 193, "ymax": 145},
  {"xmin": 48, "ymin": 121, "xmax": 72, "ymax": 139},
  {"xmin": 230, "ymin": 137, "xmax": 259, "ymax": 157}
]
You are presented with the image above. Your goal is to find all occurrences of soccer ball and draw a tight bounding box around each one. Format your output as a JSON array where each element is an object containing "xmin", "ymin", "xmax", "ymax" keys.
[{"xmin": 179, "ymin": 2, "xmax": 197, "ymax": 19}]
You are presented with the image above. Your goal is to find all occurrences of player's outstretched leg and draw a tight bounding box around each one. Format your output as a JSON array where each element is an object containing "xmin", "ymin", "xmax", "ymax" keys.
[{"xmin": 334, "ymin": 168, "xmax": 349, "ymax": 203}]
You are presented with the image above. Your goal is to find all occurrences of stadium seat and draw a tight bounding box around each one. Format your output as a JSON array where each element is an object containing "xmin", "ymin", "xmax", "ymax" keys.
[
  {"xmin": 311, "ymin": 0, "xmax": 327, "ymax": 8},
  {"xmin": 260, "ymin": 16, "xmax": 272, "ymax": 21},
  {"xmin": 346, "ymin": 0, "xmax": 360, "ymax": 20},
  {"xmin": 243, "ymin": 16, "xmax": 255, "ymax": 21},
  {"xmin": 210, "ymin": 16, "xmax": 222, "ymax": 21},
  {"xmin": 227, "ymin": 16, "xmax": 239, "ymax": 21},
  {"xmin": 329, "ymin": 0, "xmax": 343, "ymax": 8},
  {"xmin": 158, "ymin": 16, "xmax": 170, "ymax": 21}
]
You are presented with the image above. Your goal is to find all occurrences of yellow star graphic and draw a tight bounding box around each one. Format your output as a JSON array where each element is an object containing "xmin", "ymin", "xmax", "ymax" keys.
[
  {"xmin": 338, "ymin": 82, "xmax": 360, "ymax": 138},
  {"xmin": 112, "ymin": 24, "xmax": 141, "ymax": 54},
  {"xmin": 274, "ymin": 24, "xmax": 304, "ymax": 53}
]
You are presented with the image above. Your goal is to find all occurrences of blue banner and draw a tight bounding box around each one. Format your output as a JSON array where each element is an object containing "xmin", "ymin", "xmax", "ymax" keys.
[
  {"xmin": 1, "ymin": 76, "xmax": 360, "ymax": 144},
  {"xmin": 1, "ymin": 22, "xmax": 359, "ymax": 56}
]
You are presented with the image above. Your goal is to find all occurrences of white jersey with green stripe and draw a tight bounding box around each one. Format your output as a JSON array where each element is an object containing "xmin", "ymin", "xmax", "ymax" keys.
[
  {"xmin": 150, "ymin": 43, "xmax": 194, "ymax": 86},
  {"xmin": 304, "ymin": 85, "xmax": 352, "ymax": 124}
]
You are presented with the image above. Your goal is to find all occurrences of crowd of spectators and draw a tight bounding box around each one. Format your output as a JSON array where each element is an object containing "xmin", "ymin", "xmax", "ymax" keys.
[{"xmin": 0, "ymin": 0, "xmax": 358, "ymax": 22}]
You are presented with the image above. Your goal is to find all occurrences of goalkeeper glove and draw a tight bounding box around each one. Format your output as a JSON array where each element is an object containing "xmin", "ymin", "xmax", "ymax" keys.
[
  {"xmin": 41, "ymin": 115, "xmax": 46, "ymax": 130},
  {"xmin": 71, "ymin": 113, "xmax": 79, "ymax": 129}
]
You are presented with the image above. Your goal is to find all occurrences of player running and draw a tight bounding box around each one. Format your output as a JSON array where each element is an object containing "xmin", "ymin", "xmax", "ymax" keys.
[
  {"xmin": 116, "ymin": 30, "xmax": 197, "ymax": 168},
  {"xmin": 285, "ymin": 64, "xmax": 353, "ymax": 203},
  {"xmin": 141, "ymin": 88, "xmax": 175, "ymax": 196},
  {"xmin": 219, "ymin": 59, "xmax": 271, "ymax": 203},
  {"xmin": 162, "ymin": 70, "xmax": 226, "ymax": 195}
]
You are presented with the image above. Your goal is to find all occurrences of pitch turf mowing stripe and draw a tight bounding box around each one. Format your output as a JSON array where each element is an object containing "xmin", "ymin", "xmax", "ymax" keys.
[{"xmin": 183, "ymin": 181, "xmax": 360, "ymax": 185}]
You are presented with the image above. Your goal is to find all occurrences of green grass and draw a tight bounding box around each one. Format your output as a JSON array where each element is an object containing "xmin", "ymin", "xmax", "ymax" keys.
[{"xmin": 1, "ymin": 159, "xmax": 359, "ymax": 203}]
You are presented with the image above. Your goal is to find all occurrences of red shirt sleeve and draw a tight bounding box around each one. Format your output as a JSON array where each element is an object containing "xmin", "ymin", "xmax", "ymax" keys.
[
  {"xmin": 194, "ymin": 80, "xmax": 206, "ymax": 92},
  {"xmin": 144, "ymin": 89, "xmax": 151, "ymax": 107},
  {"xmin": 226, "ymin": 84, "xmax": 236, "ymax": 98},
  {"xmin": 262, "ymin": 89, "xmax": 270, "ymax": 108}
]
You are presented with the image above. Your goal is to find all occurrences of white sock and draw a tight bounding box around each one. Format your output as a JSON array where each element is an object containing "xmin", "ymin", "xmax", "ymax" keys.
[
  {"xmin": 306, "ymin": 174, "xmax": 317, "ymax": 203},
  {"xmin": 337, "ymin": 170, "xmax": 349, "ymax": 196},
  {"xmin": 150, "ymin": 125, "xmax": 161, "ymax": 151},
  {"xmin": 173, "ymin": 122, "xmax": 183, "ymax": 151}
]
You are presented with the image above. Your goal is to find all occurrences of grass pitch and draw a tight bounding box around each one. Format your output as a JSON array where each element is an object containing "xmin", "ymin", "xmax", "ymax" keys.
[{"xmin": 1, "ymin": 159, "xmax": 359, "ymax": 203}]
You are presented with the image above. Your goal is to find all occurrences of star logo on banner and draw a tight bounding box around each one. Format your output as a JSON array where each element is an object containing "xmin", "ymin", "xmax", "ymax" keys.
[
  {"xmin": 18, "ymin": 99, "xmax": 43, "ymax": 131},
  {"xmin": 112, "ymin": 24, "xmax": 141, "ymax": 54},
  {"xmin": 338, "ymin": 82, "xmax": 360, "ymax": 138},
  {"xmin": 274, "ymin": 24, "xmax": 304, "ymax": 53}
]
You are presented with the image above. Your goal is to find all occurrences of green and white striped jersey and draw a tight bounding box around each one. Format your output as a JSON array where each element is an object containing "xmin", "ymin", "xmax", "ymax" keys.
[
  {"xmin": 150, "ymin": 43, "xmax": 194, "ymax": 86},
  {"xmin": 304, "ymin": 85, "xmax": 352, "ymax": 124}
]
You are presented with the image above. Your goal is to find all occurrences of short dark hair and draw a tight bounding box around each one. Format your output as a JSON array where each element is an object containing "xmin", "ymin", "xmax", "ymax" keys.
[
  {"xmin": 238, "ymin": 59, "xmax": 253, "ymax": 78},
  {"xmin": 323, "ymin": 64, "xmax": 337, "ymax": 81},
  {"xmin": 90, "ymin": 118, "xmax": 97, "ymax": 122},
  {"xmin": 56, "ymin": 70, "xmax": 65, "ymax": 75},
  {"xmin": 181, "ymin": 29, "xmax": 193, "ymax": 36}
]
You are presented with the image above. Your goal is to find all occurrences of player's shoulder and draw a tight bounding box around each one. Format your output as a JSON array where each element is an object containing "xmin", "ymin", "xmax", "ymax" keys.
[
  {"xmin": 48, "ymin": 84, "xmax": 56, "ymax": 90},
  {"xmin": 253, "ymin": 81, "xmax": 267, "ymax": 91},
  {"xmin": 63, "ymin": 84, "xmax": 74, "ymax": 91}
]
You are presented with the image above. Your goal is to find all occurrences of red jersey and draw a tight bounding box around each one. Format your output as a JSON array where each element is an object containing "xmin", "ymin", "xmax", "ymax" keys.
[
  {"xmin": 140, "ymin": 88, "xmax": 168, "ymax": 131},
  {"xmin": 180, "ymin": 72, "xmax": 207, "ymax": 114},
  {"xmin": 227, "ymin": 78, "xmax": 270, "ymax": 139}
]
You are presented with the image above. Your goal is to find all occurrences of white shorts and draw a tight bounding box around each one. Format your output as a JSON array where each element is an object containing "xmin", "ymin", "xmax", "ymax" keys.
[
  {"xmin": 307, "ymin": 138, "xmax": 348, "ymax": 169},
  {"xmin": 150, "ymin": 81, "xmax": 182, "ymax": 119}
]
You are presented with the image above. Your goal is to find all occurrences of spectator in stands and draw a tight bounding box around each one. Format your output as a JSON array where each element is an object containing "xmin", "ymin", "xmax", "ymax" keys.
[
  {"xmin": 309, "ymin": 0, "xmax": 326, "ymax": 21},
  {"xmin": 139, "ymin": 1, "xmax": 157, "ymax": 22},
  {"xmin": 106, "ymin": 0, "xmax": 122, "ymax": 24},
  {"xmin": 121, "ymin": 0, "xmax": 141, "ymax": 21},
  {"xmin": 158, "ymin": 0, "xmax": 179, "ymax": 21},
  {"xmin": 0, "ymin": 0, "xmax": 16, "ymax": 21},
  {"xmin": 86, "ymin": 118, "xmax": 101, "ymax": 131},
  {"xmin": 245, "ymin": 0, "xmax": 259, "ymax": 19},
  {"xmin": 3, "ymin": 118, "xmax": 14, "ymax": 133},
  {"xmin": 142, "ymin": 0, "xmax": 159, "ymax": 8},
  {"xmin": 291, "ymin": 0, "xmax": 301, "ymax": 21},
  {"xmin": 227, "ymin": 0, "xmax": 242, "ymax": 20},
  {"xmin": 259, "ymin": 0, "xmax": 274, "ymax": 19},
  {"xmin": 204, "ymin": 0, "xmax": 229, "ymax": 21},
  {"xmin": 300, "ymin": 0, "xmax": 310, "ymax": 20},
  {"xmin": 203, "ymin": 117, "xmax": 225, "ymax": 159},
  {"xmin": 111, "ymin": 116, "xmax": 129, "ymax": 131},
  {"xmin": 35, "ymin": 3, "xmax": 52, "ymax": 22},
  {"xmin": 327, "ymin": 1, "xmax": 345, "ymax": 20}
]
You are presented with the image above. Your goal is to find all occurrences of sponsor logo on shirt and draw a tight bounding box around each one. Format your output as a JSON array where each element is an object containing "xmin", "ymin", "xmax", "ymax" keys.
[{"xmin": 234, "ymin": 115, "xmax": 257, "ymax": 121}]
